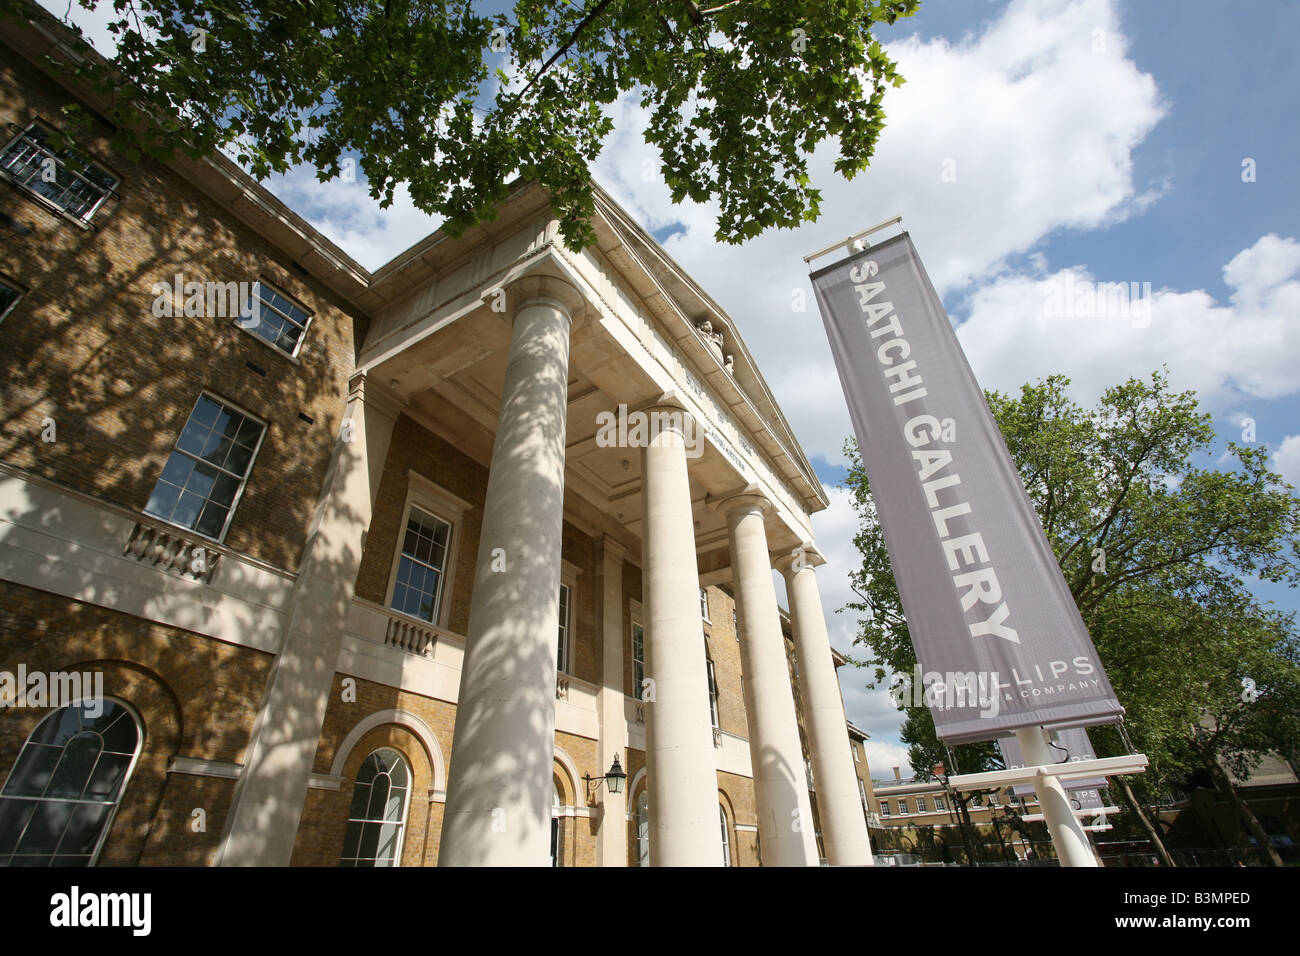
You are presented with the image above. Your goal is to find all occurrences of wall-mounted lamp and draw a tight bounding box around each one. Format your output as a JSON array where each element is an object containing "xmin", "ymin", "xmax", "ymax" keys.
[{"xmin": 583, "ymin": 754, "xmax": 627, "ymax": 802}]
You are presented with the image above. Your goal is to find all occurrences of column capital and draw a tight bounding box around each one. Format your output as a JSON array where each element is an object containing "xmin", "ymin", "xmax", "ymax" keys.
[
  {"xmin": 709, "ymin": 484, "xmax": 772, "ymax": 520},
  {"xmin": 633, "ymin": 392, "xmax": 700, "ymax": 440},
  {"xmin": 346, "ymin": 371, "xmax": 405, "ymax": 424},
  {"xmin": 481, "ymin": 263, "xmax": 587, "ymax": 327},
  {"xmin": 774, "ymin": 541, "xmax": 827, "ymax": 573},
  {"xmin": 597, "ymin": 533, "xmax": 629, "ymax": 566}
]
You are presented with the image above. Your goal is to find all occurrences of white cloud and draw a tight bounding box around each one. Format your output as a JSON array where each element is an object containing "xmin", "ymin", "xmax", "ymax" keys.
[
  {"xmin": 1273, "ymin": 435, "xmax": 1300, "ymax": 487},
  {"xmin": 956, "ymin": 233, "xmax": 1300, "ymax": 407},
  {"xmin": 37, "ymin": 0, "xmax": 125, "ymax": 56},
  {"xmin": 261, "ymin": 166, "xmax": 444, "ymax": 271},
  {"xmin": 592, "ymin": 0, "xmax": 1167, "ymax": 466},
  {"xmin": 865, "ymin": 741, "xmax": 914, "ymax": 781},
  {"xmin": 47, "ymin": 0, "xmax": 1174, "ymax": 469}
]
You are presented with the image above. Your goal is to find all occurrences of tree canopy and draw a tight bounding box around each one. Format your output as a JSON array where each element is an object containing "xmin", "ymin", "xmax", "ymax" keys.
[{"xmin": 9, "ymin": 0, "xmax": 919, "ymax": 249}]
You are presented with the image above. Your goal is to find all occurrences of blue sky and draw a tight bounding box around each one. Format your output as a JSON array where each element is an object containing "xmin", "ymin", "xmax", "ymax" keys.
[{"xmin": 46, "ymin": 0, "xmax": 1300, "ymax": 779}]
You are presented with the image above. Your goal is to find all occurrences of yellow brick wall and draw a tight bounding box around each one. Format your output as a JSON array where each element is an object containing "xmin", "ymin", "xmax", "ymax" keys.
[
  {"xmin": 555, "ymin": 730, "xmax": 599, "ymax": 867},
  {"xmin": 294, "ymin": 722, "xmax": 440, "ymax": 867},
  {"xmin": 0, "ymin": 579, "xmax": 271, "ymax": 865},
  {"xmin": 292, "ymin": 672, "xmax": 606, "ymax": 866},
  {"xmin": 0, "ymin": 44, "xmax": 363, "ymax": 575},
  {"xmin": 353, "ymin": 413, "xmax": 597, "ymax": 662},
  {"xmin": 701, "ymin": 587, "xmax": 750, "ymax": 739}
]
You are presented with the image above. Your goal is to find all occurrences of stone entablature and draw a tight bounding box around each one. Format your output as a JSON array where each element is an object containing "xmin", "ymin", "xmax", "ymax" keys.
[{"xmin": 568, "ymin": 241, "xmax": 815, "ymax": 540}]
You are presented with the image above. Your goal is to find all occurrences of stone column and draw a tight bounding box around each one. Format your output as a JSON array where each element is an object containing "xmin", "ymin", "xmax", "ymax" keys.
[
  {"xmin": 718, "ymin": 490, "xmax": 818, "ymax": 866},
  {"xmin": 216, "ymin": 373, "xmax": 400, "ymax": 866},
  {"xmin": 594, "ymin": 535, "xmax": 629, "ymax": 866},
  {"xmin": 641, "ymin": 398, "xmax": 723, "ymax": 866},
  {"xmin": 438, "ymin": 292, "xmax": 574, "ymax": 867},
  {"xmin": 778, "ymin": 544, "xmax": 875, "ymax": 866}
]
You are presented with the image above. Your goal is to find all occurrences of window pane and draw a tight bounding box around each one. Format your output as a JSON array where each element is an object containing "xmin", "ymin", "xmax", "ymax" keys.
[
  {"xmin": 15, "ymin": 800, "xmax": 74, "ymax": 855},
  {"xmin": 383, "ymin": 786, "xmax": 407, "ymax": 822},
  {"xmin": 0, "ymin": 281, "xmax": 21, "ymax": 318},
  {"xmin": 45, "ymin": 734, "xmax": 101, "ymax": 800},
  {"xmin": 244, "ymin": 280, "xmax": 310, "ymax": 355},
  {"xmin": 0, "ymin": 704, "xmax": 139, "ymax": 867},
  {"xmin": 195, "ymin": 500, "xmax": 229, "ymax": 538},
  {"xmin": 364, "ymin": 774, "xmax": 391, "ymax": 822},
  {"xmin": 2, "ymin": 744, "xmax": 62, "ymax": 797},
  {"xmin": 0, "ymin": 798, "xmax": 38, "ymax": 853},
  {"xmin": 158, "ymin": 454, "xmax": 194, "ymax": 488},
  {"xmin": 211, "ymin": 472, "xmax": 241, "ymax": 506},
  {"xmin": 0, "ymin": 124, "xmax": 115, "ymax": 222},
  {"xmin": 224, "ymin": 442, "xmax": 255, "ymax": 478},
  {"xmin": 393, "ymin": 510, "xmax": 450, "ymax": 623},
  {"xmin": 235, "ymin": 418, "xmax": 262, "ymax": 446},
  {"xmin": 355, "ymin": 821, "xmax": 382, "ymax": 862},
  {"xmin": 83, "ymin": 753, "xmax": 133, "ymax": 801},
  {"xmin": 199, "ymin": 431, "xmax": 234, "ymax": 469},
  {"xmin": 184, "ymin": 462, "xmax": 218, "ymax": 498},
  {"xmin": 340, "ymin": 820, "xmax": 363, "ymax": 861},
  {"xmin": 172, "ymin": 491, "xmax": 204, "ymax": 528},
  {"xmin": 340, "ymin": 750, "xmax": 409, "ymax": 866},
  {"xmin": 387, "ymin": 757, "xmax": 408, "ymax": 789},
  {"xmin": 277, "ymin": 324, "xmax": 301, "ymax": 352},
  {"xmin": 146, "ymin": 395, "xmax": 262, "ymax": 538},
  {"xmin": 55, "ymin": 803, "xmax": 111, "ymax": 856},
  {"xmin": 176, "ymin": 421, "xmax": 210, "ymax": 458},
  {"xmin": 28, "ymin": 707, "xmax": 85, "ymax": 747},
  {"xmin": 190, "ymin": 395, "xmax": 221, "ymax": 429},
  {"xmin": 373, "ymin": 822, "xmax": 403, "ymax": 864}
]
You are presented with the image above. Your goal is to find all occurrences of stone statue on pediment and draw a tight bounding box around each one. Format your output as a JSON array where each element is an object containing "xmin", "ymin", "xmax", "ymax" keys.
[{"xmin": 696, "ymin": 319, "xmax": 725, "ymax": 364}]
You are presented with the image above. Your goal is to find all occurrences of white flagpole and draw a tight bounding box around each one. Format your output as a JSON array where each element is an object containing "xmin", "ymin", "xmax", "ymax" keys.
[{"xmin": 1016, "ymin": 726, "xmax": 1099, "ymax": 867}]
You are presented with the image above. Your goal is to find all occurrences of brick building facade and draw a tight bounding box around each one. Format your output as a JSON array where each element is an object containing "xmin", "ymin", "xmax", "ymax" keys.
[{"xmin": 0, "ymin": 5, "xmax": 873, "ymax": 867}]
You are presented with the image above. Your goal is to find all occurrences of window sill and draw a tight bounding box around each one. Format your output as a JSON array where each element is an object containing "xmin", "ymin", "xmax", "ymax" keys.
[
  {"xmin": 232, "ymin": 320, "xmax": 304, "ymax": 365},
  {"xmin": 140, "ymin": 508, "xmax": 229, "ymax": 547},
  {"xmin": 0, "ymin": 173, "xmax": 100, "ymax": 231}
]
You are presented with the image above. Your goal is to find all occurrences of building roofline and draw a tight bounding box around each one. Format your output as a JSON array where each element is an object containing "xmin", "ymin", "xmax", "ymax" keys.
[{"xmin": 3, "ymin": 0, "xmax": 828, "ymax": 512}]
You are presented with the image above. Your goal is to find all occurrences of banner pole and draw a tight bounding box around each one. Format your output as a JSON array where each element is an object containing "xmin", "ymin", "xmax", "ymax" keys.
[
  {"xmin": 1016, "ymin": 726, "xmax": 1099, "ymax": 867},
  {"xmin": 802, "ymin": 215, "xmax": 903, "ymax": 265}
]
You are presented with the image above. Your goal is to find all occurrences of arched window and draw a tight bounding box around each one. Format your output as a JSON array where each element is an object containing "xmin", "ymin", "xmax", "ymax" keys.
[
  {"xmin": 0, "ymin": 699, "xmax": 141, "ymax": 866},
  {"xmin": 635, "ymin": 790, "xmax": 650, "ymax": 867},
  {"xmin": 339, "ymin": 748, "xmax": 411, "ymax": 867},
  {"xmin": 719, "ymin": 803, "xmax": 732, "ymax": 867}
]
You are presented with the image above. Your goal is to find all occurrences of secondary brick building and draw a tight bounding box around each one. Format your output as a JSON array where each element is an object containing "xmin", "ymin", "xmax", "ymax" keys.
[{"xmin": 0, "ymin": 5, "xmax": 871, "ymax": 867}]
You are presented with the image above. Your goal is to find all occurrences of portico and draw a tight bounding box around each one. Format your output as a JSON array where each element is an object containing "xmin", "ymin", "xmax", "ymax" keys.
[{"xmin": 217, "ymin": 181, "xmax": 871, "ymax": 866}]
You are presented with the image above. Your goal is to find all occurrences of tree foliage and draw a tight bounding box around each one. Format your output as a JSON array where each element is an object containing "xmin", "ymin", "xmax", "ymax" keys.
[
  {"xmin": 8, "ymin": 0, "xmax": 919, "ymax": 248},
  {"xmin": 845, "ymin": 370, "xmax": 1300, "ymax": 816}
]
